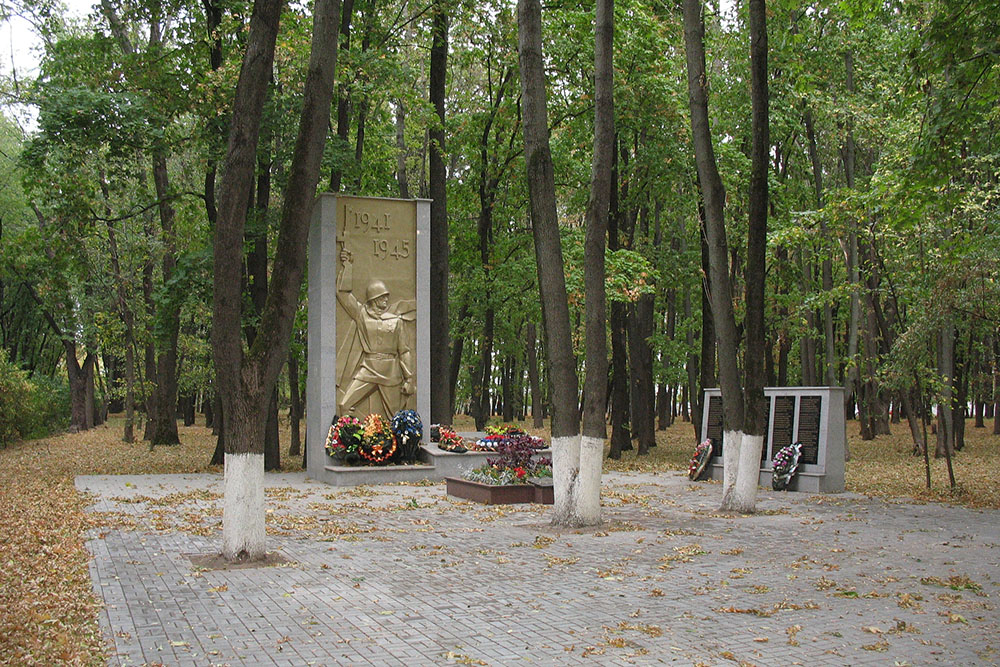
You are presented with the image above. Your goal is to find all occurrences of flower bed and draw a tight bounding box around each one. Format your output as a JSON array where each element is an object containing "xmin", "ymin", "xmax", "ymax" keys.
[
  {"xmin": 446, "ymin": 433, "xmax": 553, "ymax": 504},
  {"xmin": 470, "ymin": 424, "xmax": 546, "ymax": 452}
]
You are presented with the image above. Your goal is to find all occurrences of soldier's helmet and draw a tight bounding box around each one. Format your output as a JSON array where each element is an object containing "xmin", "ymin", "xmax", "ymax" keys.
[{"xmin": 366, "ymin": 280, "xmax": 390, "ymax": 303}]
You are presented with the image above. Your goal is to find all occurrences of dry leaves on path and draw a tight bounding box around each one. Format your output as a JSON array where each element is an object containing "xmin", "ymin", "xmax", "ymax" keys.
[
  {"xmin": 0, "ymin": 417, "xmax": 235, "ymax": 665},
  {"xmin": 1, "ymin": 413, "xmax": 996, "ymax": 665}
]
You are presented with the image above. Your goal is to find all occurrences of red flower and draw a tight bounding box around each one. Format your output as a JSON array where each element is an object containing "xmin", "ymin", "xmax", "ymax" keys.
[{"xmin": 514, "ymin": 467, "xmax": 526, "ymax": 479}]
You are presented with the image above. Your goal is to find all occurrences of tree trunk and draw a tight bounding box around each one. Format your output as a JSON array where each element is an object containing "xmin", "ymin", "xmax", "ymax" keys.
[
  {"xmin": 936, "ymin": 323, "xmax": 955, "ymax": 459},
  {"xmin": 264, "ymin": 388, "xmax": 280, "ymax": 470},
  {"xmin": 429, "ymin": 0, "xmax": 451, "ymax": 426},
  {"xmin": 447, "ymin": 303, "xmax": 468, "ymax": 420},
  {"xmin": 696, "ymin": 209, "xmax": 715, "ymax": 444},
  {"xmin": 183, "ymin": 395, "xmax": 196, "ymax": 426},
  {"xmin": 329, "ymin": 0, "xmax": 355, "ymax": 192},
  {"xmin": 63, "ymin": 341, "xmax": 95, "ymax": 432},
  {"xmin": 101, "ymin": 185, "xmax": 138, "ymax": 443},
  {"xmin": 656, "ymin": 383, "xmax": 669, "ymax": 430},
  {"xmin": 608, "ymin": 301, "xmax": 631, "ymax": 458},
  {"xmin": 953, "ymin": 327, "xmax": 971, "ymax": 451},
  {"xmin": 100, "ymin": 1, "xmax": 180, "ymax": 445},
  {"xmin": 213, "ymin": 0, "xmax": 341, "ymax": 561},
  {"xmin": 798, "ymin": 255, "xmax": 817, "ymax": 386},
  {"xmin": 685, "ymin": 281, "xmax": 701, "ymax": 441},
  {"xmin": 607, "ymin": 148, "xmax": 631, "ymax": 459},
  {"xmin": 141, "ymin": 210, "xmax": 156, "ymax": 441},
  {"xmin": 146, "ymin": 151, "xmax": 182, "ymax": 445},
  {"xmin": 288, "ymin": 349, "xmax": 302, "ymax": 458},
  {"xmin": 842, "ymin": 50, "xmax": 861, "ymax": 442},
  {"xmin": 205, "ymin": 391, "xmax": 215, "ymax": 430},
  {"xmin": 628, "ymin": 202, "xmax": 658, "ymax": 453},
  {"xmin": 526, "ymin": 321, "xmax": 543, "ymax": 428},
  {"xmin": 471, "ymin": 311, "xmax": 494, "ymax": 431},
  {"xmin": 212, "ymin": 392, "xmax": 222, "ymax": 436},
  {"xmin": 352, "ymin": 101, "xmax": 369, "ymax": 192},
  {"xmin": 85, "ymin": 366, "xmax": 98, "ymax": 429},
  {"xmin": 902, "ymin": 388, "xmax": 926, "ymax": 455},
  {"xmin": 628, "ymin": 298, "xmax": 656, "ymax": 455},
  {"xmin": 773, "ymin": 243, "xmax": 791, "ymax": 388},
  {"xmin": 501, "ymin": 355, "xmax": 515, "ymax": 422},
  {"xmin": 395, "ymin": 101, "xmax": 409, "ymax": 198},
  {"xmin": 518, "ymin": 0, "xmax": 582, "ymax": 525},
  {"xmin": 994, "ymin": 338, "xmax": 1000, "ymax": 434},
  {"xmin": 804, "ymin": 108, "xmax": 837, "ymax": 386},
  {"xmin": 248, "ymin": 127, "xmax": 281, "ymax": 471}
]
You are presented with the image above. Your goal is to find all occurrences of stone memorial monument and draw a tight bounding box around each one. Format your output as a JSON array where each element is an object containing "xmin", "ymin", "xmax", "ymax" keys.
[
  {"xmin": 700, "ymin": 386, "xmax": 846, "ymax": 493},
  {"xmin": 307, "ymin": 195, "xmax": 430, "ymax": 483}
]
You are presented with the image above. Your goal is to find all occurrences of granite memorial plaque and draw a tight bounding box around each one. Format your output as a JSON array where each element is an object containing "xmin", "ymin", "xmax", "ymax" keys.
[
  {"xmin": 771, "ymin": 395, "xmax": 795, "ymax": 450},
  {"xmin": 334, "ymin": 197, "xmax": 418, "ymax": 419},
  {"xmin": 706, "ymin": 395, "xmax": 723, "ymax": 457},
  {"xmin": 796, "ymin": 395, "xmax": 822, "ymax": 465}
]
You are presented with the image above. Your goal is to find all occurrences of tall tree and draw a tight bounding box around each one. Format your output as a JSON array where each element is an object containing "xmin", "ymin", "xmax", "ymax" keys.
[
  {"xmin": 517, "ymin": 0, "xmax": 583, "ymax": 525},
  {"xmin": 683, "ymin": 0, "xmax": 743, "ymax": 505},
  {"xmin": 213, "ymin": 0, "xmax": 341, "ymax": 561},
  {"xmin": 578, "ymin": 0, "xmax": 614, "ymax": 524},
  {"xmin": 733, "ymin": 0, "xmax": 769, "ymax": 512},
  {"xmin": 100, "ymin": 0, "xmax": 183, "ymax": 445}
]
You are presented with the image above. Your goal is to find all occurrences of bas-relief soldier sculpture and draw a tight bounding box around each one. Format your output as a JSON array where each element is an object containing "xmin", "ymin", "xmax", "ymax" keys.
[{"xmin": 336, "ymin": 249, "xmax": 415, "ymax": 419}]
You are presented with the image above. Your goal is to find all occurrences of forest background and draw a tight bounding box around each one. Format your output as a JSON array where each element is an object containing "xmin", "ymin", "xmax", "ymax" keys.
[{"xmin": 0, "ymin": 0, "xmax": 997, "ymax": 470}]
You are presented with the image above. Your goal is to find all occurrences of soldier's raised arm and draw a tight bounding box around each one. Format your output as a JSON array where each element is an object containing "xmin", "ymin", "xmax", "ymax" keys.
[{"xmin": 336, "ymin": 250, "xmax": 361, "ymax": 319}]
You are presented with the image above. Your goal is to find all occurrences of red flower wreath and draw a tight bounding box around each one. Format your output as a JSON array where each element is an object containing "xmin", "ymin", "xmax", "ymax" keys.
[{"xmin": 687, "ymin": 439, "xmax": 713, "ymax": 481}]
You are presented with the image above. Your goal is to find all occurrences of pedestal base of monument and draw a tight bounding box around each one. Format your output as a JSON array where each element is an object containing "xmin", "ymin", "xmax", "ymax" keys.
[
  {"xmin": 322, "ymin": 463, "xmax": 437, "ymax": 486},
  {"xmin": 318, "ymin": 445, "xmax": 555, "ymax": 486},
  {"xmin": 705, "ymin": 463, "xmax": 845, "ymax": 493}
]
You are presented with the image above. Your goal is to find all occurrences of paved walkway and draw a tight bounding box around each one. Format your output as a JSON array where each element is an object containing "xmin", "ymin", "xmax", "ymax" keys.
[{"xmin": 77, "ymin": 471, "xmax": 1000, "ymax": 666}]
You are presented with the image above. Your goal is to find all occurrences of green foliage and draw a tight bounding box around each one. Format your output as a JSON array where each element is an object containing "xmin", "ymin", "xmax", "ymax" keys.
[
  {"xmin": 0, "ymin": 350, "xmax": 32, "ymax": 445},
  {"xmin": 606, "ymin": 249, "xmax": 658, "ymax": 303},
  {"xmin": 3, "ymin": 0, "xmax": 996, "ymax": 438},
  {"xmin": 0, "ymin": 349, "xmax": 69, "ymax": 445}
]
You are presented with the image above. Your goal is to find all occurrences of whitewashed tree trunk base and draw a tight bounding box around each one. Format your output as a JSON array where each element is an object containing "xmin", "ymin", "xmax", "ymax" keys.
[
  {"xmin": 730, "ymin": 432, "xmax": 764, "ymax": 513},
  {"xmin": 573, "ymin": 435, "xmax": 604, "ymax": 526},
  {"xmin": 223, "ymin": 452, "xmax": 266, "ymax": 561},
  {"xmin": 550, "ymin": 435, "xmax": 580, "ymax": 525},
  {"xmin": 720, "ymin": 429, "xmax": 742, "ymax": 509}
]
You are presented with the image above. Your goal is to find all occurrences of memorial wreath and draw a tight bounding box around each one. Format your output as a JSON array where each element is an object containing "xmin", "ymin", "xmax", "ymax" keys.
[
  {"xmin": 326, "ymin": 415, "xmax": 363, "ymax": 459},
  {"xmin": 687, "ymin": 439, "xmax": 713, "ymax": 481},
  {"xmin": 771, "ymin": 442, "xmax": 803, "ymax": 491},
  {"xmin": 359, "ymin": 413, "xmax": 397, "ymax": 464}
]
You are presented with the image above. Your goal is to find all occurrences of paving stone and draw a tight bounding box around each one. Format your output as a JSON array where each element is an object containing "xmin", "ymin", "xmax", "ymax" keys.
[{"xmin": 76, "ymin": 471, "xmax": 1000, "ymax": 666}]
